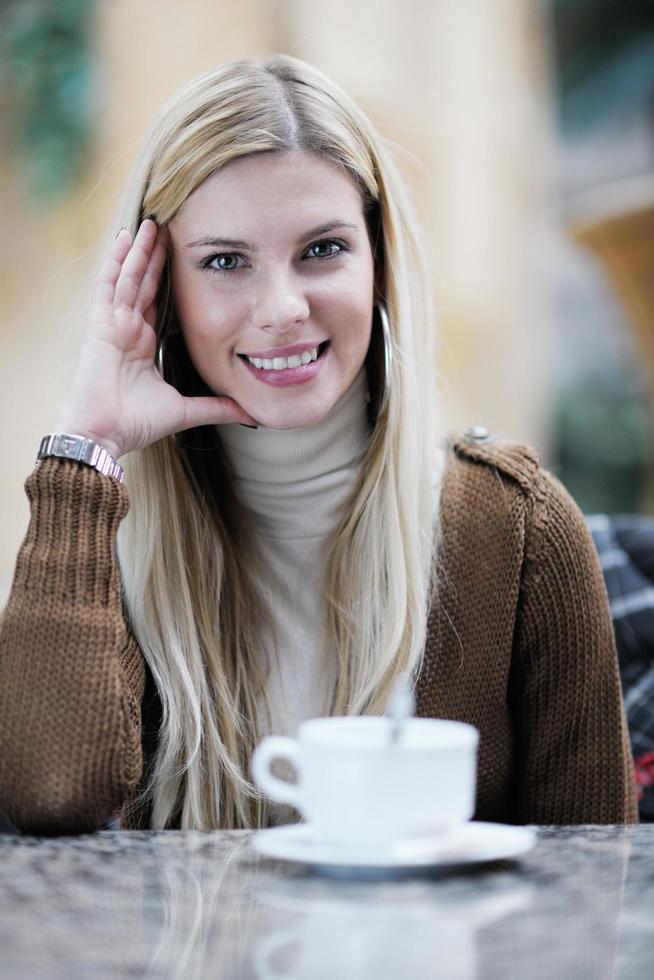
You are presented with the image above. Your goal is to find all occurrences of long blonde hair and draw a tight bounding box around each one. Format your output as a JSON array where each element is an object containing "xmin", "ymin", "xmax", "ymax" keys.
[{"xmin": 115, "ymin": 54, "xmax": 442, "ymax": 830}]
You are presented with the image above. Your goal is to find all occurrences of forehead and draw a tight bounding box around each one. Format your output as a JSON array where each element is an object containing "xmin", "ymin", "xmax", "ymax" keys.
[{"xmin": 173, "ymin": 150, "xmax": 365, "ymax": 234}]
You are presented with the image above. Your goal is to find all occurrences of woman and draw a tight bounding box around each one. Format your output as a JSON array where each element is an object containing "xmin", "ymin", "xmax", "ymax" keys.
[{"xmin": 0, "ymin": 54, "xmax": 637, "ymax": 833}]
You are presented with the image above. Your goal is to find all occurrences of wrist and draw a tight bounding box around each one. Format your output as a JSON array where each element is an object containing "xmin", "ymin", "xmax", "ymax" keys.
[
  {"xmin": 53, "ymin": 418, "xmax": 123, "ymax": 462},
  {"xmin": 37, "ymin": 433, "xmax": 125, "ymax": 483}
]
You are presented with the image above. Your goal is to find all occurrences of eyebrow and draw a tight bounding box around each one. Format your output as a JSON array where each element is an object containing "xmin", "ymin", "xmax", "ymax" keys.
[{"xmin": 184, "ymin": 221, "xmax": 359, "ymax": 250}]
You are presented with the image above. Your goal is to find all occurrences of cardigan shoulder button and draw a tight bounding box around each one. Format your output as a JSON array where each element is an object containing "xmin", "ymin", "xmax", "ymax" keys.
[{"xmin": 462, "ymin": 425, "xmax": 492, "ymax": 445}]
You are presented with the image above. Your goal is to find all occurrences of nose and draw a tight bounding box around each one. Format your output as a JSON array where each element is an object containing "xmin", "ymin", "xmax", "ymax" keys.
[{"xmin": 251, "ymin": 266, "xmax": 310, "ymax": 334}]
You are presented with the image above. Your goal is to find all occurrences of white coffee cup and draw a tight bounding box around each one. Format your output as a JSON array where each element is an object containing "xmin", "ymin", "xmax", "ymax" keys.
[{"xmin": 251, "ymin": 716, "xmax": 478, "ymax": 847}]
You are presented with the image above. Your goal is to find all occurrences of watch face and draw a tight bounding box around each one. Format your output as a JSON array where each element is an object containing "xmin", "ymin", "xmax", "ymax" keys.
[{"xmin": 56, "ymin": 435, "xmax": 86, "ymax": 458}]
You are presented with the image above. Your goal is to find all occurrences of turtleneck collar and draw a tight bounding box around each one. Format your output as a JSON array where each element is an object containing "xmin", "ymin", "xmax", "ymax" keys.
[{"xmin": 219, "ymin": 370, "xmax": 371, "ymax": 540}]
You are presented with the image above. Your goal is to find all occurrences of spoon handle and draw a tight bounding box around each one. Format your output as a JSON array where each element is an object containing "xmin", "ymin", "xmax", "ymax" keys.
[{"xmin": 387, "ymin": 674, "xmax": 415, "ymax": 744}]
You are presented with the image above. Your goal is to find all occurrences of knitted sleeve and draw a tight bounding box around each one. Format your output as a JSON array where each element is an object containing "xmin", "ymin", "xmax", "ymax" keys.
[
  {"xmin": 512, "ymin": 468, "xmax": 638, "ymax": 824},
  {"xmin": 0, "ymin": 458, "xmax": 145, "ymax": 834}
]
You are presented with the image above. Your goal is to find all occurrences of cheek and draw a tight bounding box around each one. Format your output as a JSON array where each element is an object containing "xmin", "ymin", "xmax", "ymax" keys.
[
  {"xmin": 320, "ymin": 280, "xmax": 374, "ymax": 349},
  {"xmin": 315, "ymin": 266, "xmax": 374, "ymax": 318},
  {"xmin": 174, "ymin": 280, "xmax": 245, "ymax": 344}
]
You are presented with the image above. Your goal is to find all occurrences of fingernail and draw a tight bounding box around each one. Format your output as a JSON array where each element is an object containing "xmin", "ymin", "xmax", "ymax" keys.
[
  {"xmin": 239, "ymin": 423, "xmax": 259, "ymax": 430},
  {"xmin": 115, "ymin": 226, "xmax": 127, "ymax": 239}
]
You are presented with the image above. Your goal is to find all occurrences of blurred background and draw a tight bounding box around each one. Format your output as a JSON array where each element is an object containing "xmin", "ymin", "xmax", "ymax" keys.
[{"xmin": 1, "ymin": 0, "xmax": 653, "ymax": 602}]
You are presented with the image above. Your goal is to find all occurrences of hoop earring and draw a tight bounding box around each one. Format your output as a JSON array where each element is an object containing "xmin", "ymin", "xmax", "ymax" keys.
[
  {"xmin": 156, "ymin": 335, "xmax": 166, "ymax": 377},
  {"xmin": 376, "ymin": 301, "xmax": 393, "ymax": 410}
]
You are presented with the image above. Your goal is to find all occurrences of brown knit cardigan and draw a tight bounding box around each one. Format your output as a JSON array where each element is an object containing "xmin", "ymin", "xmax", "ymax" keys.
[{"xmin": 0, "ymin": 435, "xmax": 638, "ymax": 834}]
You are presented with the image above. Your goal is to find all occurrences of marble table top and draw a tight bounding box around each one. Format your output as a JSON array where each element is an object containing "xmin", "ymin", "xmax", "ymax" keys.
[{"xmin": 0, "ymin": 824, "xmax": 652, "ymax": 979}]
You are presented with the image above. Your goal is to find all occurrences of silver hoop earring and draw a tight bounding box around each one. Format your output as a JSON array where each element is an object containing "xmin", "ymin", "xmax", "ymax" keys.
[
  {"xmin": 376, "ymin": 301, "xmax": 393, "ymax": 410},
  {"xmin": 156, "ymin": 336, "xmax": 166, "ymax": 377}
]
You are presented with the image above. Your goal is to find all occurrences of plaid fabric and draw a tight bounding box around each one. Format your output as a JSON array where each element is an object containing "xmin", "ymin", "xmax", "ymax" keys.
[{"xmin": 586, "ymin": 514, "xmax": 654, "ymax": 820}]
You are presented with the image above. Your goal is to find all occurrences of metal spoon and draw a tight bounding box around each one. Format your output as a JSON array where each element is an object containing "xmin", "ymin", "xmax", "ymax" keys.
[{"xmin": 386, "ymin": 674, "xmax": 415, "ymax": 745}]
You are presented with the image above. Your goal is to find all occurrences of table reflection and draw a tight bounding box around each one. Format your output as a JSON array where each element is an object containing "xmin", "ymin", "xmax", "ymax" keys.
[{"xmin": 0, "ymin": 826, "xmax": 650, "ymax": 979}]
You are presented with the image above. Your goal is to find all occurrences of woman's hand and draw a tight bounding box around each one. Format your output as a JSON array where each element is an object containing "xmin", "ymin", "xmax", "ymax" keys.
[{"xmin": 55, "ymin": 219, "xmax": 256, "ymax": 460}]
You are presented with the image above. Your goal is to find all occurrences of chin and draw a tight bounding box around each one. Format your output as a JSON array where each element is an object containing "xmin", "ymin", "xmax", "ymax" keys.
[{"xmin": 251, "ymin": 397, "xmax": 335, "ymax": 431}]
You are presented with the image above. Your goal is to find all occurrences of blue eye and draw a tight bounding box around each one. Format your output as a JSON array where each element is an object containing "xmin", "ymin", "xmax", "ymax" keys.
[
  {"xmin": 201, "ymin": 239, "xmax": 349, "ymax": 274},
  {"xmin": 305, "ymin": 240, "xmax": 346, "ymax": 259},
  {"xmin": 202, "ymin": 253, "xmax": 243, "ymax": 273}
]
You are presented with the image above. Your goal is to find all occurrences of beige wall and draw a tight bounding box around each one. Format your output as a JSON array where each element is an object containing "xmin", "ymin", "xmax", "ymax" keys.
[{"xmin": 0, "ymin": 0, "xmax": 555, "ymax": 601}]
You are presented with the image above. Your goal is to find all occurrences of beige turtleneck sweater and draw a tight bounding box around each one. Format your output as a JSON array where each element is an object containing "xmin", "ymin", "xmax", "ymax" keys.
[{"xmin": 219, "ymin": 370, "xmax": 370, "ymax": 738}]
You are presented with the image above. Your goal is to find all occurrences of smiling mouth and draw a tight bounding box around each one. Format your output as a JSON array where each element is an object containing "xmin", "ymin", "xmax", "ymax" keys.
[{"xmin": 238, "ymin": 341, "xmax": 330, "ymax": 371}]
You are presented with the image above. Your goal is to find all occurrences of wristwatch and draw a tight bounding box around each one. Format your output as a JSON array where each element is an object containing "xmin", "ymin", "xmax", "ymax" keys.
[{"xmin": 37, "ymin": 433, "xmax": 124, "ymax": 483}]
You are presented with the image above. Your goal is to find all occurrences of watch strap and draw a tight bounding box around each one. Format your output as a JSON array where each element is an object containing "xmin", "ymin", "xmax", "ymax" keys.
[{"xmin": 37, "ymin": 433, "xmax": 124, "ymax": 483}]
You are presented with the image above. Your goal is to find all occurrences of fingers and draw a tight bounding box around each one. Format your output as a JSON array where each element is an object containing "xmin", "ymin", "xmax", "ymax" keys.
[
  {"xmin": 113, "ymin": 219, "xmax": 159, "ymax": 311},
  {"xmin": 93, "ymin": 229, "xmax": 134, "ymax": 308},
  {"xmin": 179, "ymin": 396, "xmax": 258, "ymax": 432},
  {"xmin": 93, "ymin": 220, "xmax": 161, "ymax": 312},
  {"xmin": 134, "ymin": 225, "xmax": 170, "ymax": 314}
]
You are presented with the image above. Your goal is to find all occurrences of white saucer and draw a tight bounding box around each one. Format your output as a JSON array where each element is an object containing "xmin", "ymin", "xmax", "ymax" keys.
[{"xmin": 251, "ymin": 821, "xmax": 536, "ymax": 871}]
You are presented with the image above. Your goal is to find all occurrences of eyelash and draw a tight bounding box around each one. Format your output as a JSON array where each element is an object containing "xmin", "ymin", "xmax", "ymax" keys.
[{"xmin": 200, "ymin": 238, "xmax": 350, "ymax": 274}]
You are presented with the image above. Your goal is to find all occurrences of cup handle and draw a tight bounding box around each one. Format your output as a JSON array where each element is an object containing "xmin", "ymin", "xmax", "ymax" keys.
[{"xmin": 251, "ymin": 736, "xmax": 303, "ymax": 812}]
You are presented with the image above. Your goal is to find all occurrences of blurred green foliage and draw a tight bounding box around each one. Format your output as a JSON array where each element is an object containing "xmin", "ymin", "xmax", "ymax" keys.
[
  {"xmin": 554, "ymin": 372, "xmax": 652, "ymax": 514},
  {"xmin": 0, "ymin": 0, "xmax": 98, "ymax": 201},
  {"xmin": 551, "ymin": 0, "xmax": 654, "ymax": 134},
  {"xmin": 550, "ymin": 0, "xmax": 654, "ymax": 514}
]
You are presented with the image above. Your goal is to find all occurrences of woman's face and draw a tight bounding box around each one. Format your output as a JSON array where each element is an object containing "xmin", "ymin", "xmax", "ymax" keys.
[{"xmin": 169, "ymin": 150, "xmax": 376, "ymax": 429}]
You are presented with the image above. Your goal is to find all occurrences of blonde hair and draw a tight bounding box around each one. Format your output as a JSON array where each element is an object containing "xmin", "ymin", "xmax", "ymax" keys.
[{"xmin": 115, "ymin": 54, "xmax": 442, "ymax": 830}]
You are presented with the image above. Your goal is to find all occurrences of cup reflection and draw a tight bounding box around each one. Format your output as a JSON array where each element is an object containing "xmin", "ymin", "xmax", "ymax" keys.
[{"xmin": 253, "ymin": 877, "xmax": 533, "ymax": 980}]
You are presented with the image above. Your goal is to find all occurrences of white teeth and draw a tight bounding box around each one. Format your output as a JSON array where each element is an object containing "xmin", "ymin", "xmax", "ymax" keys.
[{"xmin": 245, "ymin": 345, "xmax": 321, "ymax": 370}]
